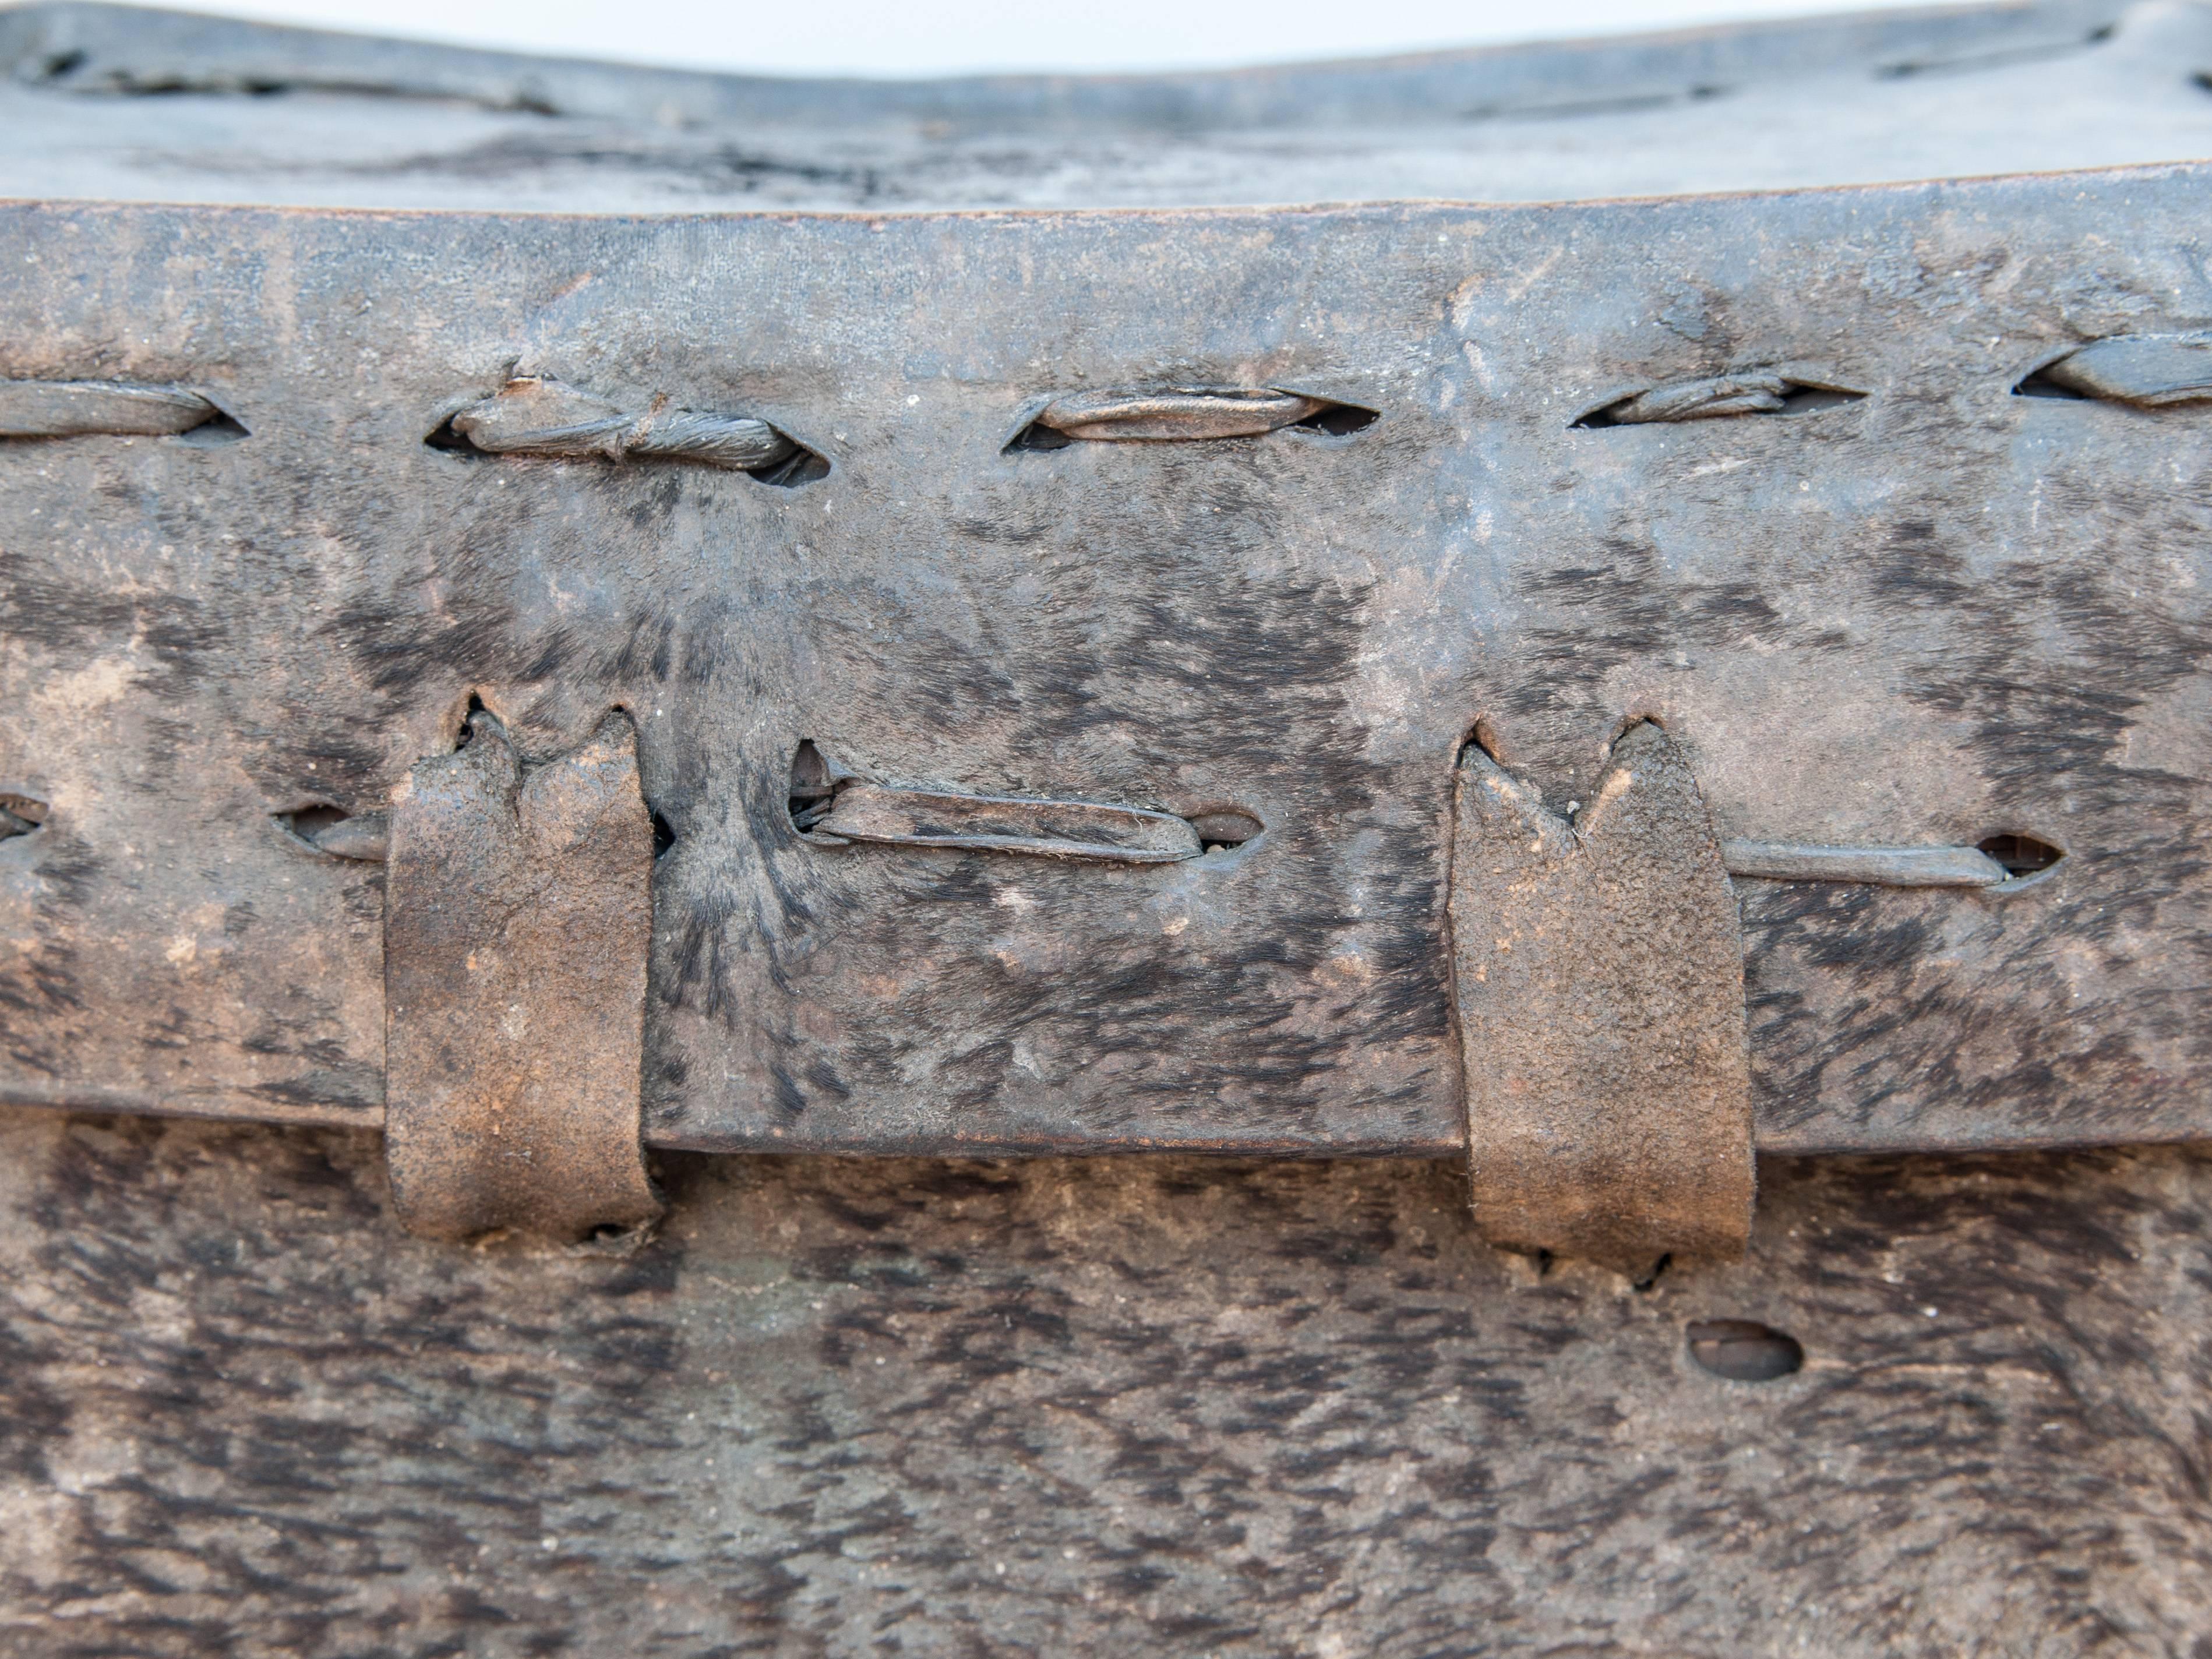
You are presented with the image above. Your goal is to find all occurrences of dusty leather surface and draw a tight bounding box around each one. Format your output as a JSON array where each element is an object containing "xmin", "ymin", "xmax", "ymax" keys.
[
  {"xmin": 1454, "ymin": 723, "xmax": 1754, "ymax": 1270},
  {"xmin": 383, "ymin": 710, "xmax": 659, "ymax": 1241},
  {"xmin": 1, "ymin": 174, "xmax": 2209, "ymax": 1157},
  {"xmin": 0, "ymin": 1114, "xmax": 2206, "ymax": 1656}
]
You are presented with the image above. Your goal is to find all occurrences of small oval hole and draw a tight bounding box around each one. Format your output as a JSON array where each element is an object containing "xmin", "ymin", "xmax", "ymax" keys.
[
  {"xmin": 1292, "ymin": 403, "xmax": 1379, "ymax": 436},
  {"xmin": 1006, "ymin": 421, "xmax": 1074, "ymax": 452},
  {"xmin": 174, "ymin": 407, "xmax": 251, "ymax": 446},
  {"xmin": 1186, "ymin": 808, "xmax": 1262, "ymax": 850},
  {"xmin": 2011, "ymin": 367, "xmax": 2090, "ymax": 401},
  {"xmin": 788, "ymin": 740, "xmax": 839, "ymax": 832},
  {"xmin": 281, "ymin": 804, "xmax": 350, "ymax": 841},
  {"xmin": 423, "ymin": 414, "xmax": 474, "ymax": 452},
  {"xmin": 1977, "ymin": 831, "xmax": 2064, "ymax": 880},
  {"xmin": 1, "ymin": 793, "xmax": 50, "ymax": 841},
  {"xmin": 1631, "ymin": 1252, "xmax": 1671, "ymax": 1293},
  {"xmin": 651, "ymin": 810, "xmax": 676, "ymax": 860},
  {"xmin": 454, "ymin": 693, "xmax": 491, "ymax": 749},
  {"xmin": 748, "ymin": 446, "xmax": 832, "ymax": 488},
  {"xmin": 1687, "ymin": 1319, "xmax": 1803, "ymax": 1382}
]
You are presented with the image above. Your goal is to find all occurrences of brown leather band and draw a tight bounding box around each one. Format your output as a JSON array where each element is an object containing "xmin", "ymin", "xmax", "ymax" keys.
[
  {"xmin": 1450, "ymin": 722, "xmax": 1754, "ymax": 1272},
  {"xmin": 383, "ymin": 710, "xmax": 661, "ymax": 1242}
]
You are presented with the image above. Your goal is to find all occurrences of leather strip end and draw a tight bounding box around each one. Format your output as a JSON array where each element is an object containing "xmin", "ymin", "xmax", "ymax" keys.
[
  {"xmin": 383, "ymin": 711, "xmax": 661, "ymax": 1243},
  {"xmin": 1450, "ymin": 722, "xmax": 1754, "ymax": 1273}
]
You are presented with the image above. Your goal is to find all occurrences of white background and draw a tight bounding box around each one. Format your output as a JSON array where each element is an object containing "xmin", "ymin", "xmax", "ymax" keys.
[{"xmin": 181, "ymin": 0, "xmax": 1941, "ymax": 78}]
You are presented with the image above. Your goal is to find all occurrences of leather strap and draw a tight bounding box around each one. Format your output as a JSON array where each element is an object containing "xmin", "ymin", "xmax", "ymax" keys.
[
  {"xmin": 383, "ymin": 710, "xmax": 661, "ymax": 1242},
  {"xmin": 1450, "ymin": 722, "xmax": 1754, "ymax": 1272}
]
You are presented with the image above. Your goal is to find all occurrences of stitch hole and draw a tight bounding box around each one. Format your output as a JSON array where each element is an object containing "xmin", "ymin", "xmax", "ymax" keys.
[
  {"xmin": 422, "ymin": 414, "xmax": 474, "ymax": 451},
  {"xmin": 172, "ymin": 407, "xmax": 250, "ymax": 446},
  {"xmin": 1880, "ymin": 21, "xmax": 2114, "ymax": 78},
  {"xmin": 281, "ymin": 804, "xmax": 350, "ymax": 841},
  {"xmin": 1005, "ymin": 422, "xmax": 1074, "ymax": 452},
  {"xmin": 1007, "ymin": 390, "xmax": 1376, "ymax": 450},
  {"xmin": 1770, "ymin": 386, "xmax": 1861, "ymax": 415},
  {"xmin": 1292, "ymin": 402, "xmax": 1379, "ymax": 436},
  {"xmin": 1977, "ymin": 832, "xmax": 2064, "ymax": 880},
  {"xmin": 748, "ymin": 446, "xmax": 832, "ymax": 488},
  {"xmin": 1186, "ymin": 809, "xmax": 1262, "ymax": 850},
  {"xmin": 453, "ymin": 693, "xmax": 491, "ymax": 749},
  {"xmin": 2011, "ymin": 365, "xmax": 2091, "ymax": 400},
  {"xmin": 421, "ymin": 401, "xmax": 827, "ymax": 484},
  {"xmin": 788, "ymin": 740, "xmax": 841, "ymax": 832},
  {"xmin": 272, "ymin": 803, "xmax": 385, "ymax": 862},
  {"xmin": 1687, "ymin": 1319, "xmax": 1803, "ymax": 1381},
  {"xmin": 1, "ymin": 793, "xmax": 49, "ymax": 841},
  {"xmin": 273, "ymin": 803, "xmax": 387, "ymax": 861}
]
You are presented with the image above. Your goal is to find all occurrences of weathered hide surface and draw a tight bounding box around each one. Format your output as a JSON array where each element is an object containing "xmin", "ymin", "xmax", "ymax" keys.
[
  {"xmin": 3, "ymin": 174, "xmax": 2209, "ymax": 1162},
  {"xmin": 0, "ymin": 1114, "xmax": 2207, "ymax": 1657},
  {"xmin": 2, "ymin": 6, "xmax": 2210, "ymax": 1651}
]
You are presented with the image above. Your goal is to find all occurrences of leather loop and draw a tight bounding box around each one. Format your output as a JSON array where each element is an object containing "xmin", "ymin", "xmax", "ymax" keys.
[
  {"xmin": 1449, "ymin": 722, "xmax": 1754, "ymax": 1272},
  {"xmin": 383, "ymin": 711, "xmax": 661, "ymax": 1242}
]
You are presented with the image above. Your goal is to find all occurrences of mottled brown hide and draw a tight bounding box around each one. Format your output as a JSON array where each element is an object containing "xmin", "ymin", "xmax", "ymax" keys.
[
  {"xmin": 0, "ymin": 3, "xmax": 2210, "ymax": 1649},
  {"xmin": 383, "ymin": 710, "xmax": 659, "ymax": 1241},
  {"xmin": 1452, "ymin": 724, "xmax": 1754, "ymax": 1270},
  {"xmin": 1, "ymin": 1116, "xmax": 2209, "ymax": 1657}
]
